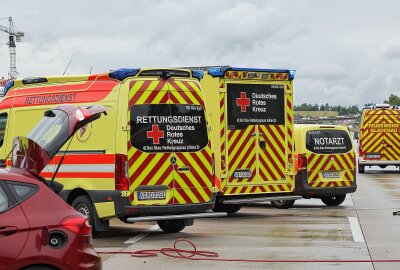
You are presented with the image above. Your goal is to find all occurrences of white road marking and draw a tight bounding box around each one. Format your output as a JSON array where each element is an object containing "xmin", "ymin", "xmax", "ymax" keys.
[
  {"xmin": 348, "ymin": 216, "xmax": 365, "ymax": 243},
  {"xmin": 124, "ymin": 224, "xmax": 159, "ymax": 244}
]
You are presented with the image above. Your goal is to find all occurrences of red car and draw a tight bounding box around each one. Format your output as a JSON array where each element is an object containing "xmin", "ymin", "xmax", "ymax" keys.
[{"xmin": 0, "ymin": 104, "xmax": 106, "ymax": 270}]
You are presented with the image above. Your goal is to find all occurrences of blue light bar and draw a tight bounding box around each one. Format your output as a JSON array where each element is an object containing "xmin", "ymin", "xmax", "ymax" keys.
[
  {"xmin": 191, "ymin": 70, "xmax": 204, "ymax": 80},
  {"xmin": 109, "ymin": 68, "xmax": 140, "ymax": 81},
  {"xmin": 3, "ymin": 80, "xmax": 14, "ymax": 95},
  {"xmin": 208, "ymin": 66, "xmax": 230, "ymax": 77}
]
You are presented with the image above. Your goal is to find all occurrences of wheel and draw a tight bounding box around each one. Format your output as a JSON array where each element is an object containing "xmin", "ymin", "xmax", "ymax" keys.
[
  {"xmin": 157, "ymin": 219, "xmax": 186, "ymax": 233},
  {"xmin": 270, "ymin": 200, "xmax": 295, "ymax": 209},
  {"xmin": 212, "ymin": 202, "xmax": 242, "ymax": 214},
  {"xmin": 321, "ymin": 194, "xmax": 346, "ymax": 206},
  {"xmin": 358, "ymin": 164, "xmax": 365, "ymax": 173},
  {"xmin": 72, "ymin": 195, "xmax": 99, "ymax": 237}
]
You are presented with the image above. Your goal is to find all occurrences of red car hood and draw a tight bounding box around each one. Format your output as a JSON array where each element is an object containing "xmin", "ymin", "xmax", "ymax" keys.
[{"xmin": 12, "ymin": 104, "xmax": 107, "ymax": 175}]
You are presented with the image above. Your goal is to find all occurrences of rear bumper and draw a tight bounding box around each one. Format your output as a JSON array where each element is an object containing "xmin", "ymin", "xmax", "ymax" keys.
[
  {"xmin": 358, "ymin": 159, "xmax": 400, "ymax": 166},
  {"xmin": 294, "ymin": 170, "xmax": 357, "ymax": 198},
  {"xmin": 114, "ymin": 192, "xmax": 217, "ymax": 218}
]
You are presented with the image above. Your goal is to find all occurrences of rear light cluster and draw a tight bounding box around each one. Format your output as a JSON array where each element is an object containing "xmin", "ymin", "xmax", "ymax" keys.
[
  {"xmin": 115, "ymin": 154, "xmax": 129, "ymax": 191},
  {"xmin": 297, "ymin": 154, "xmax": 307, "ymax": 171},
  {"xmin": 62, "ymin": 216, "xmax": 92, "ymax": 235}
]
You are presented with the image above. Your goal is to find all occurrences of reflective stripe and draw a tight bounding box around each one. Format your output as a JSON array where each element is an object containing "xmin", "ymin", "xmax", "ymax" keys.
[{"xmin": 44, "ymin": 164, "xmax": 114, "ymax": 173}]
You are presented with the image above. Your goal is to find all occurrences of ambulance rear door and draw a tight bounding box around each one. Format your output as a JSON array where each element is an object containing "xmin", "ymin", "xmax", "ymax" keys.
[
  {"xmin": 225, "ymin": 81, "xmax": 287, "ymax": 186},
  {"xmin": 305, "ymin": 128, "xmax": 355, "ymax": 188},
  {"xmin": 167, "ymin": 78, "xmax": 213, "ymax": 205},
  {"xmin": 381, "ymin": 109, "xmax": 400, "ymax": 161}
]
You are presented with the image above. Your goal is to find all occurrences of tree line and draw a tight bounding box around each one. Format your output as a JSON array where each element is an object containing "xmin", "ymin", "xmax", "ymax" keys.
[
  {"xmin": 294, "ymin": 94, "xmax": 400, "ymax": 115},
  {"xmin": 294, "ymin": 103, "xmax": 359, "ymax": 115}
]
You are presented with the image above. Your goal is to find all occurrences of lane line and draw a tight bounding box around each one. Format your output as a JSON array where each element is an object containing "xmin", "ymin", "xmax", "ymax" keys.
[
  {"xmin": 348, "ymin": 217, "xmax": 365, "ymax": 243},
  {"xmin": 124, "ymin": 224, "xmax": 160, "ymax": 244}
]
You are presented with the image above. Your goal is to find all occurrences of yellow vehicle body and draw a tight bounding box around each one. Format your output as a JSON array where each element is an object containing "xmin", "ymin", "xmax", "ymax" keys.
[
  {"xmin": 291, "ymin": 124, "xmax": 356, "ymax": 207},
  {"xmin": 358, "ymin": 105, "xmax": 400, "ymax": 173},
  {"xmin": 0, "ymin": 68, "xmax": 217, "ymax": 232},
  {"xmin": 195, "ymin": 67, "xmax": 298, "ymax": 211}
]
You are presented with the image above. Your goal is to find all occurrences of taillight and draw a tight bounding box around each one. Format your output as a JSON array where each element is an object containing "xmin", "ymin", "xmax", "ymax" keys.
[
  {"xmin": 297, "ymin": 154, "xmax": 307, "ymax": 171},
  {"xmin": 115, "ymin": 154, "xmax": 129, "ymax": 191},
  {"xmin": 62, "ymin": 216, "xmax": 92, "ymax": 235}
]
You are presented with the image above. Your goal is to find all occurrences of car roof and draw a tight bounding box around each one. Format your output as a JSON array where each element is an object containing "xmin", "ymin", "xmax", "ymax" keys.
[{"xmin": 0, "ymin": 168, "xmax": 43, "ymax": 185}]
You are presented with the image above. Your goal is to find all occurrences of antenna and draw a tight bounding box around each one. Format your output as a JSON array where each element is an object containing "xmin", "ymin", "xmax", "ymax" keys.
[
  {"xmin": 63, "ymin": 60, "xmax": 72, "ymax": 75},
  {"xmin": 89, "ymin": 66, "xmax": 93, "ymax": 74}
]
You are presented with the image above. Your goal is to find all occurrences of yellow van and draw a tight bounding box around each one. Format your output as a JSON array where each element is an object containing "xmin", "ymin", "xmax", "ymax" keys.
[
  {"xmin": 0, "ymin": 68, "xmax": 221, "ymax": 233},
  {"xmin": 188, "ymin": 66, "xmax": 301, "ymax": 213},
  {"xmin": 272, "ymin": 124, "xmax": 356, "ymax": 208},
  {"xmin": 357, "ymin": 104, "xmax": 400, "ymax": 173}
]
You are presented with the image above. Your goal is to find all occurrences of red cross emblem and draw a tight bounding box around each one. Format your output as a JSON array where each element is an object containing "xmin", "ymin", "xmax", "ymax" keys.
[
  {"xmin": 147, "ymin": 124, "xmax": 164, "ymax": 144},
  {"xmin": 236, "ymin": 92, "xmax": 250, "ymax": 112}
]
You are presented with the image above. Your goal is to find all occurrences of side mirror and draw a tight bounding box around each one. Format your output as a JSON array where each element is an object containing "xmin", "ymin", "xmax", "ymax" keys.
[{"xmin": 353, "ymin": 132, "xmax": 359, "ymax": 140}]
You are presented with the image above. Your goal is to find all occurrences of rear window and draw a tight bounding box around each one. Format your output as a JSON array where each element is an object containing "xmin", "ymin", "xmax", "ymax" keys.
[
  {"xmin": 227, "ymin": 83, "xmax": 285, "ymax": 130},
  {"xmin": 130, "ymin": 104, "xmax": 208, "ymax": 152},
  {"xmin": 306, "ymin": 129, "xmax": 352, "ymax": 154}
]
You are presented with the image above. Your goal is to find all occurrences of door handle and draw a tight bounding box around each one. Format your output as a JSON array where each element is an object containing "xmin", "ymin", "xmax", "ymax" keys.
[
  {"xmin": 0, "ymin": 226, "xmax": 18, "ymax": 236},
  {"xmin": 177, "ymin": 166, "xmax": 190, "ymax": 173},
  {"xmin": 251, "ymin": 132, "xmax": 257, "ymax": 136},
  {"xmin": 259, "ymin": 132, "xmax": 264, "ymax": 136}
]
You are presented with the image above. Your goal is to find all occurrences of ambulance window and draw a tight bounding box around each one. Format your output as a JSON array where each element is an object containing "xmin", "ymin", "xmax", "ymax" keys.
[
  {"xmin": 0, "ymin": 113, "xmax": 7, "ymax": 148},
  {"xmin": 306, "ymin": 130, "xmax": 352, "ymax": 154},
  {"xmin": 226, "ymin": 83, "xmax": 285, "ymax": 130},
  {"xmin": 130, "ymin": 104, "xmax": 208, "ymax": 152}
]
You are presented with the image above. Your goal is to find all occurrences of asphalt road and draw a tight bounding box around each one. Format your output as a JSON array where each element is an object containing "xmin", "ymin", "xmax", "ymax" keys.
[{"xmin": 94, "ymin": 166, "xmax": 400, "ymax": 270}]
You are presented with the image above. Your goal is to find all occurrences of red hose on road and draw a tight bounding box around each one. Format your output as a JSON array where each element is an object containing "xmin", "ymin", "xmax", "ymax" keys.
[{"xmin": 97, "ymin": 238, "xmax": 400, "ymax": 263}]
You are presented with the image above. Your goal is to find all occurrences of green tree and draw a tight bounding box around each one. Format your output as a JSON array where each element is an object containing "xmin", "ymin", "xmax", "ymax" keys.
[{"xmin": 384, "ymin": 94, "xmax": 400, "ymax": 106}]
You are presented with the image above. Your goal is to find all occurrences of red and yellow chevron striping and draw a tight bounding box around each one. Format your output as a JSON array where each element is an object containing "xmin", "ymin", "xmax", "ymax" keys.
[
  {"xmin": 127, "ymin": 78, "xmax": 213, "ymax": 206},
  {"xmin": 306, "ymin": 152, "xmax": 355, "ymax": 188}
]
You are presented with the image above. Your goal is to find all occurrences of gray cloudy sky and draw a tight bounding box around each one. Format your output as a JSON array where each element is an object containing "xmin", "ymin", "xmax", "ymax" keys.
[{"xmin": 1, "ymin": 0, "xmax": 400, "ymax": 107}]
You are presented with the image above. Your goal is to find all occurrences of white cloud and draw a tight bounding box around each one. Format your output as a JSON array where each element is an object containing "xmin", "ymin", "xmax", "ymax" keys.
[{"xmin": 1, "ymin": 0, "xmax": 400, "ymax": 106}]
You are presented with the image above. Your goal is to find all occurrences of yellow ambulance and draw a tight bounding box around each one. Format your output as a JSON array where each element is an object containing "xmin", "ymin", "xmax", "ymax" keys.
[
  {"xmin": 357, "ymin": 104, "xmax": 400, "ymax": 173},
  {"xmin": 189, "ymin": 66, "xmax": 301, "ymax": 213},
  {"xmin": 272, "ymin": 124, "xmax": 356, "ymax": 208},
  {"xmin": 0, "ymin": 68, "xmax": 222, "ymax": 234}
]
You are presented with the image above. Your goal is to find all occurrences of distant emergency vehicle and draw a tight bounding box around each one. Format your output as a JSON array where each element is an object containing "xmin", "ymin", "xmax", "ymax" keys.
[
  {"xmin": 189, "ymin": 66, "xmax": 300, "ymax": 213},
  {"xmin": 358, "ymin": 104, "xmax": 400, "ymax": 173},
  {"xmin": 0, "ymin": 68, "xmax": 222, "ymax": 234},
  {"xmin": 272, "ymin": 124, "xmax": 356, "ymax": 208}
]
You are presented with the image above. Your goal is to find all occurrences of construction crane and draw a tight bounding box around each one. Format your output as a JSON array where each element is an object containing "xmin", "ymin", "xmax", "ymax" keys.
[{"xmin": 0, "ymin": 17, "xmax": 24, "ymax": 78}]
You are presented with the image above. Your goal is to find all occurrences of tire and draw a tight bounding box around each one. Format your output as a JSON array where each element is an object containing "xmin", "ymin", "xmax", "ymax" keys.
[
  {"xmin": 72, "ymin": 195, "xmax": 99, "ymax": 237},
  {"xmin": 23, "ymin": 266, "xmax": 57, "ymax": 270},
  {"xmin": 321, "ymin": 194, "xmax": 346, "ymax": 206},
  {"xmin": 157, "ymin": 219, "xmax": 186, "ymax": 233},
  {"xmin": 270, "ymin": 200, "xmax": 296, "ymax": 209},
  {"xmin": 358, "ymin": 164, "xmax": 365, "ymax": 173},
  {"xmin": 212, "ymin": 202, "xmax": 242, "ymax": 214}
]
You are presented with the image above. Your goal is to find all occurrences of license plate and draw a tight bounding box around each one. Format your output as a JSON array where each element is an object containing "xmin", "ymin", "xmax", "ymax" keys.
[
  {"xmin": 322, "ymin": 171, "xmax": 340, "ymax": 178},
  {"xmin": 138, "ymin": 191, "xmax": 166, "ymax": 201},
  {"xmin": 233, "ymin": 170, "xmax": 252, "ymax": 178},
  {"xmin": 366, "ymin": 153, "xmax": 381, "ymax": 159}
]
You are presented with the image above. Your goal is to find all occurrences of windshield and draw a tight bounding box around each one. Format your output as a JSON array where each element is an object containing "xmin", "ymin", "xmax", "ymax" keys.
[
  {"xmin": 27, "ymin": 110, "xmax": 69, "ymax": 157},
  {"xmin": 130, "ymin": 104, "xmax": 208, "ymax": 152},
  {"xmin": 306, "ymin": 129, "xmax": 352, "ymax": 154}
]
